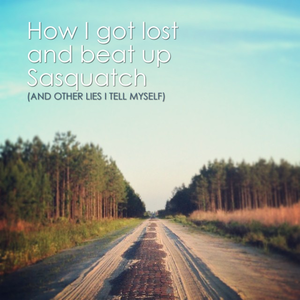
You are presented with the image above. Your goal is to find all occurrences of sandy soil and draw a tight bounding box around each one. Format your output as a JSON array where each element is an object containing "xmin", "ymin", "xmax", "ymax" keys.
[
  {"xmin": 54, "ymin": 220, "xmax": 148, "ymax": 300},
  {"xmin": 1, "ymin": 219, "xmax": 299, "ymax": 300},
  {"xmin": 0, "ymin": 224, "xmax": 144, "ymax": 300},
  {"xmin": 160, "ymin": 220, "xmax": 300, "ymax": 300},
  {"xmin": 157, "ymin": 220, "xmax": 240, "ymax": 299}
]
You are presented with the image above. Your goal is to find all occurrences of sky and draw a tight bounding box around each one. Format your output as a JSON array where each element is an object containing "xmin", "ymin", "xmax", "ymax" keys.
[{"xmin": 0, "ymin": 0, "xmax": 300, "ymax": 211}]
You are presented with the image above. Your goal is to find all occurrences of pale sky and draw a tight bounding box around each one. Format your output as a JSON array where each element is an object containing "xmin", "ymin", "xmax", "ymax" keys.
[{"xmin": 1, "ymin": 0, "xmax": 300, "ymax": 211}]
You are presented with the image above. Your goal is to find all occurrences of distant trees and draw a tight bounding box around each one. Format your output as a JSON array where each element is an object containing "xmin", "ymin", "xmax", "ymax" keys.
[
  {"xmin": 124, "ymin": 182, "xmax": 145, "ymax": 218},
  {"xmin": 0, "ymin": 132, "xmax": 145, "ymax": 223},
  {"xmin": 166, "ymin": 159, "xmax": 300, "ymax": 216}
]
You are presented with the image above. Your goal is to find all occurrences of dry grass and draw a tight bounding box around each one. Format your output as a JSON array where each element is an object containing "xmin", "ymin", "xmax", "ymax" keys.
[
  {"xmin": 189, "ymin": 203, "xmax": 300, "ymax": 227},
  {"xmin": 0, "ymin": 220, "xmax": 35, "ymax": 232}
]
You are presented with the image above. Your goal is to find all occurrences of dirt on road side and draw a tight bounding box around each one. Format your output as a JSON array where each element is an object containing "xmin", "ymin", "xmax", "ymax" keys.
[
  {"xmin": 160, "ymin": 219, "xmax": 300, "ymax": 300},
  {"xmin": 156, "ymin": 221, "xmax": 240, "ymax": 300},
  {"xmin": 53, "ymin": 220, "xmax": 148, "ymax": 300}
]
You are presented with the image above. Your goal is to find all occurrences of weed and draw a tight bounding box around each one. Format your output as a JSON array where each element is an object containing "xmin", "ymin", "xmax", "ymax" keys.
[
  {"xmin": 188, "ymin": 205, "xmax": 300, "ymax": 262},
  {"xmin": 0, "ymin": 218, "xmax": 142, "ymax": 274}
]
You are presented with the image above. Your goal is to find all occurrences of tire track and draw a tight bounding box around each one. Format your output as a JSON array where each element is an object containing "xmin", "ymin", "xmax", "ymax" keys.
[
  {"xmin": 53, "ymin": 220, "xmax": 148, "ymax": 300},
  {"xmin": 157, "ymin": 221, "xmax": 241, "ymax": 300}
]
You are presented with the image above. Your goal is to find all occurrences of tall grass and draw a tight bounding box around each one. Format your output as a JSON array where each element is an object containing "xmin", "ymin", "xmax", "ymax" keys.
[
  {"xmin": 188, "ymin": 204, "xmax": 300, "ymax": 261},
  {"xmin": 190, "ymin": 203, "xmax": 300, "ymax": 226},
  {"xmin": 0, "ymin": 218, "xmax": 142, "ymax": 274}
]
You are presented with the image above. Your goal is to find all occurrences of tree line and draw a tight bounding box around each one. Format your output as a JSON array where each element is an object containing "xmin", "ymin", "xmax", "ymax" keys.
[
  {"xmin": 165, "ymin": 159, "xmax": 300, "ymax": 216},
  {"xmin": 0, "ymin": 132, "xmax": 145, "ymax": 223}
]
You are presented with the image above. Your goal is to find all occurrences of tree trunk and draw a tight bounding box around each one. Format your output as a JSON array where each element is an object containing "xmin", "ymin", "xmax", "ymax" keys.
[
  {"xmin": 62, "ymin": 175, "xmax": 65, "ymax": 217},
  {"xmin": 56, "ymin": 168, "xmax": 60, "ymax": 219}
]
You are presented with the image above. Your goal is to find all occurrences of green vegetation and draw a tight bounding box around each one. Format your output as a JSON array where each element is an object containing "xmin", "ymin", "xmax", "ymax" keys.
[
  {"xmin": 0, "ymin": 132, "xmax": 146, "ymax": 274},
  {"xmin": 164, "ymin": 159, "xmax": 300, "ymax": 215},
  {"xmin": 166, "ymin": 214, "xmax": 192, "ymax": 225},
  {"xmin": 191, "ymin": 219, "xmax": 300, "ymax": 260},
  {"xmin": 0, "ymin": 132, "xmax": 145, "ymax": 223},
  {"xmin": 0, "ymin": 218, "xmax": 142, "ymax": 274}
]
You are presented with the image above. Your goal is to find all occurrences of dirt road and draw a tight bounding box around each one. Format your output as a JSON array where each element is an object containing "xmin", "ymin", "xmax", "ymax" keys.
[
  {"xmin": 1, "ymin": 219, "xmax": 300, "ymax": 299},
  {"xmin": 53, "ymin": 219, "xmax": 300, "ymax": 300}
]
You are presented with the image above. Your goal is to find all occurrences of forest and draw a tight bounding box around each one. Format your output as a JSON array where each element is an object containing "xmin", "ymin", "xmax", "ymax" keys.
[
  {"xmin": 0, "ymin": 132, "xmax": 146, "ymax": 225},
  {"xmin": 165, "ymin": 159, "xmax": 300, "ymax": 216}
]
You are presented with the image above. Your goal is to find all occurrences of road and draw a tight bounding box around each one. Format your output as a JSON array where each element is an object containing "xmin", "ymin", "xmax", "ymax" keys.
[{"xmin": 53, "ymin": 219, "xmax": 300, "ymax": 300}]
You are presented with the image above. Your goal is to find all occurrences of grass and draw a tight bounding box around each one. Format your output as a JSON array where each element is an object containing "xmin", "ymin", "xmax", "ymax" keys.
[
  {"xmin": 0, "ymin": 218, "xmax": 142, "ymax": 274},
  {"xmin": 189, "ymin": 203, "xmax": 300, "ymax": 226},
  {"xmin": 172, "ymin": 204, "xmax": 300, "ymax": 261}
]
